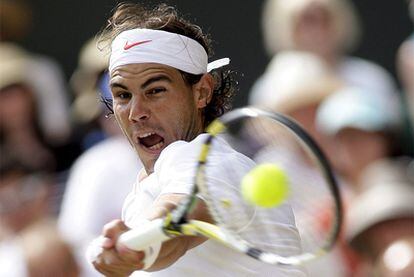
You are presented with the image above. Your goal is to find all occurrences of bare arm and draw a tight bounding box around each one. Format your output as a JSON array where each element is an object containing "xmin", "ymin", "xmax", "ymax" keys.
[
  {"xmin": 92, "ymin": 193, "xmax": 212, "ymax": 276},
  {"xmin": 141, "ymin": 193, "xmax": 211, "ymax": 271}
]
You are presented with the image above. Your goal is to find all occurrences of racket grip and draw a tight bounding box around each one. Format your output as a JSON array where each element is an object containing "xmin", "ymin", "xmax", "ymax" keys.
[{"xmin": 119, "ymin": 218, "xmax": 170, "ymax": 251}]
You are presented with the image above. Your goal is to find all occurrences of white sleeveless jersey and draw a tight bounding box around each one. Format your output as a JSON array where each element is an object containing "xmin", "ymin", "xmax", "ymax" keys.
[{"xmin": 123, "ymin": 134, "xmax": 307, "ymax": 276}]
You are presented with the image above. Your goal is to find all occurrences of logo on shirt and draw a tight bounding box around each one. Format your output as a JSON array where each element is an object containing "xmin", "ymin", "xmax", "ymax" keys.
[{"xmin": 124, "ymin": 40, "xmax": 153, "ymax": 50}]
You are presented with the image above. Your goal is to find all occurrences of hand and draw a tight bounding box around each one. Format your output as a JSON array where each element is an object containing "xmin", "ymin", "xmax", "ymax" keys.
[{"xmin": 91, "ymin": 219, "xmax": 145, "ymax": 277}]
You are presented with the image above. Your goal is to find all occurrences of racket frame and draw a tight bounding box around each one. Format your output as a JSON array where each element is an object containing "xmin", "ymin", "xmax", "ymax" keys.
[{"xmin": 194, "ymin": 107, "xmax": 343, "ymax": 265}]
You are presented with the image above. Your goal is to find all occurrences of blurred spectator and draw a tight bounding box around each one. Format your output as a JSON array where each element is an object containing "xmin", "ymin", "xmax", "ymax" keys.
[
  {"xmin": 1, "ymin": 0, "xmax": 77, "ymax": 172},
  {"xmin": 316, "ymin": 87, "xmax": 403, "ymax": 192},
  {"xmin": 0, "ymin": 43, "xmax": 56, "ymax": 171},
  {"xmin": 249, "ymin": 51, "xmax": 342, "ymax": 154},
  {"xmin": 20, "ymin": 219, "xmax": 80, "ymax": 277},
  {"xmin": 396, "ymin": 0, "xmax": 414, "ymax": 157},
  {"xmin": 262, "ymin": 0, "xmax": 360, "ymax": 61},
  {"xmin": 0, "ymin": 219, "xmax": 80, "ymax": 277},
  {"xmin": 345, "ymin": 158, "xmax": 414, "ymax": 275},
  {"xmin": 0, "ymin": 156, "xmax": 50, "ymax": 238},
  {"xmin": 254, "ymin": 0, "xmax": 398, "ymax": 108},
  {"xmin": 59, "ymin": 37, "xmax": 143, "ymax": 277},
  {"xmin": 249, "ymin": 51, "xmax": 339, "ymax": 108},
  {"xmin": 0, "ymin": 0, "xmax": 71, "ymax": 144},
  {"xmin": 0, "ymin": 155, "xmax": 79, "ymax": 277},
  {"xmin": 69, "ymin": 37, "xmax": 117, "ymax": 150},
  {"xmin": 253, "ymin": 0, "xmax": 405, "ymax": 196}
]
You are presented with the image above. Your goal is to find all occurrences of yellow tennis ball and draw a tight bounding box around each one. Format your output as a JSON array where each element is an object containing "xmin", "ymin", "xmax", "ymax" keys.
[{"xmin": 241, "ymin": 164, "xmax": 289, "ymax": 208}]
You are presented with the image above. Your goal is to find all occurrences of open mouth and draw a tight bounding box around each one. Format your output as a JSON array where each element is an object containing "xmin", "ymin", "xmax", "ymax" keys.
[{"xmin": 138, "ymin": 132, "xmax": 165, "ymax": 151}]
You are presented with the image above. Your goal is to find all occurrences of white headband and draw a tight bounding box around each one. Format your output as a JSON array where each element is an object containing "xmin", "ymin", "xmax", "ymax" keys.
[{"xmin": 109, "ymin": 28, "xmax": 229, "ymax": 74}]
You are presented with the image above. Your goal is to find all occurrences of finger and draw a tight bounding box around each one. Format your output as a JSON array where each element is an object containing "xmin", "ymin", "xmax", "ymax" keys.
[
  {"xmin": 116, "ymin": 242, "xmax": 145, "ymax": 266},
  {"xmin": 94, "ymin": 248, "xmax": 125, "ymax": 273},
  {"xmin": 93, "ymin": 262, "xmax": 127, "ymax": 277},
  {"xmin": 94, "ymin": 248, "xmax": 143, "ymax": 275},
  {"xmin": 92, "ymin": 260, "xmax": 115, "ymax": 277},
  {"xmin": 86, "ymin": 236, "xmax": 106, "ymax": 263},
  {"xmin": 102, "ymin": 219, "xmax": 129, "ymax": 238},
  {"xmin": 101, "ymin": 219, "xmax": 129, "ymax": 248}
]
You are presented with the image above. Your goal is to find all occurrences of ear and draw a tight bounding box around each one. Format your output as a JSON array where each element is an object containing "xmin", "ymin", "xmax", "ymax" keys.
[{"xmin": 193, "ymin": 74, "xmax": 214, "ymax": 109}]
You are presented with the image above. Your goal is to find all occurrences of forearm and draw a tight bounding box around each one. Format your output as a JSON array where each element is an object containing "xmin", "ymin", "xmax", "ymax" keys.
[
  {"xmin": 91, "ymin": 194, "xmax": 213, "ymax": 274},
  {"xmin": 142, "ymin": 194, "xmax": 211, "ymax": 271},
  {"xmin": 147, "ymin": 235, "xmax": 207, "ymax": 271}
]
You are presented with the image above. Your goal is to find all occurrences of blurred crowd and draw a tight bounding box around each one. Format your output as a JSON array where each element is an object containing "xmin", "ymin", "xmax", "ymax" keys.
[
  {"xmin": 251, "ymin": 0, "xmax": 414, "ymax": 276},
  {"xmin": 1, "ymin": 0, "xmax": 142, "ymax": 276},
  {"xmin": 0, "ymin": 0, "xmax": 413, "ymax": 276}
]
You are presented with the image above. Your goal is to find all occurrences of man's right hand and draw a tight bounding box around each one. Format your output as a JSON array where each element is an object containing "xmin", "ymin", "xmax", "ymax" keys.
[{"xmin": 90, "ymin": 219, "xmax": 145, "ymax": 277}]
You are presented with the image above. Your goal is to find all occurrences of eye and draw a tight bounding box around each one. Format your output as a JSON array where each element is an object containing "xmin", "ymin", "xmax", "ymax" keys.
[
  {"xmin": 146, "ymin": 87, "xmax": 166, "ymax": 95},
  {"xmin": 114, "ymin": 91, "xmax": 132, "ymax": 100}
]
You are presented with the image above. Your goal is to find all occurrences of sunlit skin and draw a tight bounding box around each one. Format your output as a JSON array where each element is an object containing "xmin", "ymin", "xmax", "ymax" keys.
[
  {"xmin": 110, "ymin": 63, "xmax": 213, "ymax": 174},
  {"xmin": 91, "ymin": 63, "xmax": 214, "ymax": 275}
]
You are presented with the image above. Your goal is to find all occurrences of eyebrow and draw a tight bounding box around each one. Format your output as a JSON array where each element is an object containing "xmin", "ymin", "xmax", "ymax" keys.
[
  {"xmin": 110, "ymin": 82, "xmax": 128, "ymax": 90},
  {"xmin": 140, "ymin": 75, "xmax": 172, "ymax": 89},
  {"xmin": 110, "ymin": 74, "xmax": 173, "ymax": 91}
]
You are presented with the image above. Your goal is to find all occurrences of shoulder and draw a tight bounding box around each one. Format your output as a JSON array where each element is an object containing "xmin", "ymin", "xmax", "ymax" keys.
[
  {"xmin": 155, "ymin": 133, "xmax": 248, "ymax": 170},
  {"xmin": 153, "ymin": 134, "xmax": 210, "ymax": 180},
  {"xmin": 154, "ymin": 134, "xmax": 255, "ymax": 185},
  {"xmin": 155, "ymin": 134, "xmax": 207, "ymax": 168}
]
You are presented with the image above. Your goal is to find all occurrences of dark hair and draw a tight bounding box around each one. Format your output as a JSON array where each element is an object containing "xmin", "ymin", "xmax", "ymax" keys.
[{"xmin": 99, "ymin": 2, "xmax": 237, "ymax": 127}]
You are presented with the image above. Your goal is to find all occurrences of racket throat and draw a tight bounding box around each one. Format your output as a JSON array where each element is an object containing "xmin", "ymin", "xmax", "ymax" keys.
[
  {"xmin": 162, "ymin": 213, "xmax": 186, "ymax": 236},
  {"xmin": 246, "ymin": 248, "xmax": 263, "ymax": 260}
]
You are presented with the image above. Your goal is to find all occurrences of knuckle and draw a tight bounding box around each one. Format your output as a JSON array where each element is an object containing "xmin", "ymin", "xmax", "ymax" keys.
[
  {"xmin": 92, "ymin": 260, "xmax": 105, "ymax": 273},
  {"xmin": 102, "ymin": 219, "xmax": 124, "ymax": 236}
]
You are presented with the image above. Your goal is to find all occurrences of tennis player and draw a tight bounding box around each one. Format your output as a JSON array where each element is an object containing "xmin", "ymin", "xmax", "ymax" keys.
[{"xmin": 89, "ymin": 3, "xmax": 305, "ymax": 276}]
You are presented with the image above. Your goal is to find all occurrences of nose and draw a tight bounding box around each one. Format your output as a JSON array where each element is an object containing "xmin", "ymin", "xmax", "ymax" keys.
[{"xmin": 128, "ymin": 97, "xmax": 150, "ymax": 122}]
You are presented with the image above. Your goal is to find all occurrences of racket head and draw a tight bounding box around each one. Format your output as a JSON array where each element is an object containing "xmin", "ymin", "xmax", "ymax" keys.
[{"xmin": 195, "ymin": 107, "xmax": 342, "ymax": 265}]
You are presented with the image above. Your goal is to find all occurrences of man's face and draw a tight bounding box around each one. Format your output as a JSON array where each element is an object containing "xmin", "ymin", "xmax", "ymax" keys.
[{"xmin": 110, "ymin": 63, "xmax": 206, "ymax": 173}]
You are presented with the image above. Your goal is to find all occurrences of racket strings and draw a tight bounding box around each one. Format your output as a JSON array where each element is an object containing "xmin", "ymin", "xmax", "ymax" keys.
[
  {"xmin": 252, "ymin": 119, "xmax": 337, "ymax": 252},
  {"xmin": 203, "ymin": 170, "xmax": 257, "ymax": 232},
  {"xmin": 201, "ymin": 142, "xmax": 301, "ymax": 256},
  {"xmin": 288, "ymin": 163, "xmax": 336, "ymax": 252},
  {"xmin": 200, "ymin": 114, "xmax": 338, "ymax": 260}
]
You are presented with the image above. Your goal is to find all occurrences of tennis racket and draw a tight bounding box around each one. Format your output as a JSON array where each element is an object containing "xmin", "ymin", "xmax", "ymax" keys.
[{"xmin": 119, "ymin": 106, "xmax": 342, "ymax": 266}]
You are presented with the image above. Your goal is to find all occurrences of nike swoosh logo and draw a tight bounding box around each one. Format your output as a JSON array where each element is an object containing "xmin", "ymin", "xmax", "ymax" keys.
[{"xmin": 124, "ymin": 39, "xmax": 153, "ymax": 50}]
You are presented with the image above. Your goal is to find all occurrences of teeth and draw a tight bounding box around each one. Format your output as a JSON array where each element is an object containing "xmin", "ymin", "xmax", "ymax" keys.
[
  {"xmin": 139, "ymin": 132, "xmax": 155, "ymax": 138},
  {"xmin": 148, "ymin": 141, "xmax": 164, "ymax": 150}
]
